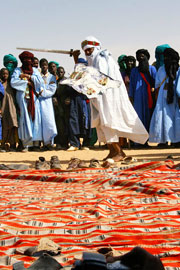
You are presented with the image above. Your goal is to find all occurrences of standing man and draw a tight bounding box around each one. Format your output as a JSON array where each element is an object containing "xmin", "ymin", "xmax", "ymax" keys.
[
  {"xmin": 121, "ymin": 56, "xmax": 136, "ymax": 94},
  {"xmin": 72, "ymin": 36, "xmax": 149, "ymax": 161},
  {"xmin": 11, "ymin": 51, "xmax": 43, "ymax": 149},
  {"xmin": 149, "ymin": 48, "xmax": 180, "ymax": 146},
  {"xmin": 129, "ymin": 49, "xmax": 156, "ymax": 133},
  {"xmin": 3, "ymin": 54, "xmax": 18, "ymax": 77}
]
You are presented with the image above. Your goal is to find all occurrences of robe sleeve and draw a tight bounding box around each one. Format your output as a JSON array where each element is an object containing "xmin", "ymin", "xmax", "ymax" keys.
[
  {"xmin": 175, "ymin": 68, "xmax": 180, "ymax": 97},
  {"xmin": 0, "ymin": 83, "xmax": 4, "ymax": 109},
  {"xmin": 155, "ymin": 67, "xmax": 162, "ymax": 89},
  {"xmin": 11, "ymin": 68, "xmax": 28, "ymax": 92},
  {"xmin": 150, "ymin": 66, "xmax": 157, "ymax": 80},
  {"xmin": 40, "ymin": 75, "xmax": 57, "ymax": 98},
  {"xmin": 31, "ymin": 69, "xmax": 45, "ymax": 93}
]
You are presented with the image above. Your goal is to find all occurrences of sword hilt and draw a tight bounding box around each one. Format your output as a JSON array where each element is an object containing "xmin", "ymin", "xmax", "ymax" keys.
[{"xmin": 69, "ymin": 49, "xmax": 74, "ymax": 57}]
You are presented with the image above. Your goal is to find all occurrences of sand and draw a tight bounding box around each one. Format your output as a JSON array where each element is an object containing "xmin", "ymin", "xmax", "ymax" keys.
[{"xmin": 0, "ymin": 144, "xmax": 179, "ymax": 170}]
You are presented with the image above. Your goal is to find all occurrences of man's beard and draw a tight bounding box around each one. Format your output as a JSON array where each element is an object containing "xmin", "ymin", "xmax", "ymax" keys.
[{"xmin": 138, "ymin": 59, "xmax": 149, "ymax": 73}]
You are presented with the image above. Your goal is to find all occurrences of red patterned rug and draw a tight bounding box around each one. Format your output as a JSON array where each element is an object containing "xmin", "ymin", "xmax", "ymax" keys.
[{"xmin": 0, "ymin": 160, "xmax": 180, "ymax": 269}]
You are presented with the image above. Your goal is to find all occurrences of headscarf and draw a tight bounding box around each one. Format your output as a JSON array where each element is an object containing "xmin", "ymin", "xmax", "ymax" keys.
[
  {"xmin": 49, "ymin": 61, "xmax": 59, "ymax": 68},
  {"xmin": 136, "ymin": 49, "xmax": 150, "ymax": 74},
  {"xmin": 164, "ymin": 48, "xmax": 179, "ymax": 104},
  {"xmin": 125, "ymin": 56, "xmax": 136, "ymax": 75},
  {"xmin": 136, "ymin": 49, "xmax": 153, "ymax": 108},
  {"xmin": 3, "ymin": 54, "xmax": 18, "ymax": 77},
  {"xmin": 19, "ymin": 51, "xmax": 35, "ymax": 120},
  {"xmin": 81, "ymin": 36, "xmax": 101, "ymax": 51},
  {"xmin": 81, "ymin": 36, "xmax": 101, "ymax": 66},
  {"xmin": 117, "ymin": 54, "xmax": 127, "ymax": 72},
  {"xmin": 155, "ymin": 44, "xmax": 170, "ymax": 70},
  {"xmin": 136, "ymin": 49, "xmax": 150, "ymax": 62},
  {"xmin": 19, "ymin": 51, "xmax": 34, "ymax": 75}
]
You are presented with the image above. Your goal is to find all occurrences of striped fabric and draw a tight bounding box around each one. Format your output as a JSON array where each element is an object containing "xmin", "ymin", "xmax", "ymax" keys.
[{"xmin": 0, "ymin": 160, "xmax": 179, "ymax": 269}]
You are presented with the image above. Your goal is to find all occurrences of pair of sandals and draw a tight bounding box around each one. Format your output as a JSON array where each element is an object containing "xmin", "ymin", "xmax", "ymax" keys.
[
  {"xmin": 35, "ymin": 156, "xmax": 62, "ymax": 170},
  {"xmin": 66, "ymin": 158, "xmax": 87, "ymax": 170},
  {"xmin": 66, "ymin": 158, "xmax": 101, "ymax": 170}
]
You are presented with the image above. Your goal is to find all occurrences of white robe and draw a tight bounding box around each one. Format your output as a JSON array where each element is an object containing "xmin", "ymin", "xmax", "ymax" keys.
[
  {"xmin": 40, "ymin": 72, "xmax": 57, "ymax": 145},
  {"xmin": 90, "ymin": 50, "xmax": 149, "ymax": 143}
]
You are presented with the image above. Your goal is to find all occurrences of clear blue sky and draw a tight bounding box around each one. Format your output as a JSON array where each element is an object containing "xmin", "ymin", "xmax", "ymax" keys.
[{"xmin": 1, "ymin": 0, "xmax": 180, "ymax": 74}]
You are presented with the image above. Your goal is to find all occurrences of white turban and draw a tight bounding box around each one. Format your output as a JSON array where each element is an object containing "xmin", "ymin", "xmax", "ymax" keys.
[{"xmin": 81, "ymin": 36, "xmax": 101, "ymax": 51}]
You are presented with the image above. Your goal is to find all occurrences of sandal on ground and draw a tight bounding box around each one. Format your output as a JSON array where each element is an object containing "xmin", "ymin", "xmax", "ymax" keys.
[
  {"xmin": 78, "ymin": 160, "xmax": 87, "ymax": 168},
  {"xmin": 102, "ymin": 159, "xmax": 116, "ymax": 168},
  {"xmin": 89, "ymin": 159, "xmax": 100, "ymax": 168},
  {"xmin": 50, "ymin": 156, "xmax": 62, "ymax": 169},
  {"xmin": 35, "ymin": 157, "xmax": 50, "ymax": 170},
  {"xmin": 67, "ymin": 146, "xmax": 79, "ymax": 151},
  {"xmin": 66, "ymin": 158, "xmax": 80, "ymax": 170},
  {"xmin": 121, "ymin": 156, "xmax": 137, "ymax": 165}
]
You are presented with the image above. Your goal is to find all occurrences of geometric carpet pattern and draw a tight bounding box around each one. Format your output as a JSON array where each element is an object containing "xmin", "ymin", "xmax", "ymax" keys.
[{"xmin": 0, "ymin": 160, "xmax": 180, "ymax": 269}]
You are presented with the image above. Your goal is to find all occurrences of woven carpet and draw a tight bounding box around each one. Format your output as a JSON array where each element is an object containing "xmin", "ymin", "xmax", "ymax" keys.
[{"xmin": 0, "ymin": 160, "xmax": 180, "ymax": 269}]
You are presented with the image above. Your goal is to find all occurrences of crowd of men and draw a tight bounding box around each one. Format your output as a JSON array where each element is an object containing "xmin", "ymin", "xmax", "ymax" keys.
[{"xmin": 0, "ymin": 39, "xmax": 180, "ymax": 156}]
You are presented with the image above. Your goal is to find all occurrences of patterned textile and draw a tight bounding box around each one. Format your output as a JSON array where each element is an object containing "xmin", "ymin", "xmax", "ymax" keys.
[
  {"xmin": 0, "ymin": 161, "xmax": 180, "ymax": 269},
  {"xmin": 61, "ymin": 64, "xmax": 120, "ymax": 98}
]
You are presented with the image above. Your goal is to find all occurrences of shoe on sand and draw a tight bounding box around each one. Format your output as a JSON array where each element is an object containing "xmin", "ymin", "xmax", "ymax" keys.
[
  {"xmin": 35, "ymin": 157, "xmax": 50, "ymax": 170},
  {"xmin": 67, "ymin": 146, "xmax": 79, "ymax": 151},
  {"xmin": 67, "ymin": 158, "xmax": 80, "ymax": 170},
  {"xmin": 50, "ymin": 156, "xmax": 62, "ymax": 169},
  {"xmin": 89, "ymin": 159, "xmax": 100, "ymax": 168},
  {"xmin": 121, "ymin": 156, "xmax": 137, "ymax": 165},
  {"xmin": 81, "ymin": 146, "xmax": 90, "ymax": 150}
]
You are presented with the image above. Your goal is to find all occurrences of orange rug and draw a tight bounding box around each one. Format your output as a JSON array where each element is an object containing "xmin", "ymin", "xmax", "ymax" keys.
[{"xmin": 0, "ymin": 160, "xmax": 179, "ymax": 269}]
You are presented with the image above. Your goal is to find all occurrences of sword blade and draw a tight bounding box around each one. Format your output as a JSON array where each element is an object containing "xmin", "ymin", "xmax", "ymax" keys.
[{"xmin": 16, "ymin": 47, "xmax": 73, "ymax": 55}]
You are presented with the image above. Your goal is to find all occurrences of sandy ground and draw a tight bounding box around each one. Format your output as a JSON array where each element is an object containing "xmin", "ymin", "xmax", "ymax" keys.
[{"xmin": 0, "ymin": 144, "xmax": 179, "ymax": 170}]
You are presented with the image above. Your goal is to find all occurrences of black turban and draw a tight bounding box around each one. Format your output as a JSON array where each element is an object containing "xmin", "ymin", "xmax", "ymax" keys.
[
  {"xmin": 136, "ymin": 49, "xmax": 150, "ymax": 61},
  {"xmin": 164, "ymin": 48, "xmax": 179, "ymax": 104}
]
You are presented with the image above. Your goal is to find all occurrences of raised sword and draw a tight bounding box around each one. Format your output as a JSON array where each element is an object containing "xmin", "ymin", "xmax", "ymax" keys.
[{"xmin": 16, "ymin": 47, "xmax": 74, "ymax": 56}]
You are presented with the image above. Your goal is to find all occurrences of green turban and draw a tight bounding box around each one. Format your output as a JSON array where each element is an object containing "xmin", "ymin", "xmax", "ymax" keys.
[
  {"xmin": 117, "ymin": 54, "xmax": 127, "ymax": 72},
  {"xmin": 49, "ymin": 61, "xmax": 59, "ymax": 68},
  {"xmin": 155, "ymin": 44, "xmax": 171, "ymax": 70},
  {"xmin": 3, "ymin": 54, "xmax": 18, "ymax": 76}
]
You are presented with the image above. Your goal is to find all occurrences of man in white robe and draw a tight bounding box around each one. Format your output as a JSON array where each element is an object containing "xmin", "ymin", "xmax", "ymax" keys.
[{"xmin": 73, "ymin": 36, "xmax": 149, "ymax": 161}]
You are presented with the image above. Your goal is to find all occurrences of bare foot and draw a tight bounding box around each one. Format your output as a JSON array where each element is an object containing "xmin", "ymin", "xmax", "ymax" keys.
[
  {"xmin": 103, "ymin": 150, "xmax": 117, "ymax": 161},
  {"xmin": 112, "ymin": 154, "xmax": 126, "ymax": 162}
]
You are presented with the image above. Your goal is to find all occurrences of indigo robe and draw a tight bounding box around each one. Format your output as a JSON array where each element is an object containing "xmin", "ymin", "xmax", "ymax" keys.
[{"xmin": 129, "ymin": 66, "xmax": 156, "ymax": 131}]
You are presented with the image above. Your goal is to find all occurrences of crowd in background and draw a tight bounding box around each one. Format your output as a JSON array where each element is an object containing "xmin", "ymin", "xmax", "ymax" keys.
[{"xmin": 0, "ymin": 43, "xmax": 180, "ymax": 152}]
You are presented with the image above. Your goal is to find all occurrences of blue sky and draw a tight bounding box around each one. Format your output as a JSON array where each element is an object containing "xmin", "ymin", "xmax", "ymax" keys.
[{"xmin": 1, "ymin": 0, "xmax": 180, "ymax": 74}]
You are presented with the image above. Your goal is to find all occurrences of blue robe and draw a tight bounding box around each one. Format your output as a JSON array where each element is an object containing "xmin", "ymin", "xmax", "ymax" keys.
[
  {"xmin": 129, "ymin": 66, "xmax": 156, "ymax": 131},
  {"xmin": 0, "ymin": 82, "xmax": 4, "ymax": 140},
  {"xmin": 11, "ymin": 67, "xmax": 43, "ymax": 145},
  {"xmin": 149, "ymin": 66, "xmax": 180, "ymax": 143},
  {"xmin": 40, "ymin": 72, "xmax": 57, "ymax": 145}
]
